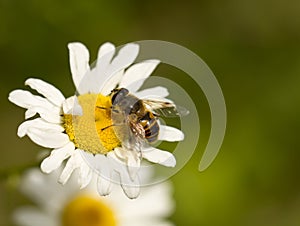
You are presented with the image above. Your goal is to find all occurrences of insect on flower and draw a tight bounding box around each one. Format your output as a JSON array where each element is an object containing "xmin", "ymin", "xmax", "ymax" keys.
[
  {"xmin": 8, "ymin": 42, "xmax": 186, "ymax": 198},
  {"xmin": 98, "ymin": 88, "xmax": 189, "ymax": 156}
]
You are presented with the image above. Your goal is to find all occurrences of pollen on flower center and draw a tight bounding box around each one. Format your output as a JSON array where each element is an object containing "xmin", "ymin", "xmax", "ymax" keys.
[
  {"xmin": 63, "ymin": 93, "xmax": 121, "ymax": 154},
  {"xmin": 61, "ymin": 194, "xmax": 117, "ymax": 226}
]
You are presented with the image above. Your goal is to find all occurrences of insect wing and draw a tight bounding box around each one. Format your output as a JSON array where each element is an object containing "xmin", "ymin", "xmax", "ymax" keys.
[
  {"xmin": 143, "ymin": 99, "xmax": 189, "ymax": 117},
  {"xmin": 110, "ymin": 105, "xmax": 146, "ymax": 154}
]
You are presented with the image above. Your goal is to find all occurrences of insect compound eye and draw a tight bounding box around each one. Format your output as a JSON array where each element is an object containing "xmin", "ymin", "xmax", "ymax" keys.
[
  {"xmin": 111, "ymin": 92, "xmax": 118, "ymax": 104},
  {"xmin": 111, "ymin": 88, "xmax": 129, "ymax": 105},
  {"xmin": 118, "ymin": 88, "xmax": 129, "ymax": 96}
]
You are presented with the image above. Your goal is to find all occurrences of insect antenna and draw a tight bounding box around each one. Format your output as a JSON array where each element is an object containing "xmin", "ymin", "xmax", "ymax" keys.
[
  {"xmin": 101, "ymin": 123, "xmax": 124, "ymax": 131},
  {"xmin": 101, "ymin": 124, "xmax": 115, "ymax": 131},
  {"xmin": 96, "ymin": 106, "xmax": 108, "ymax": 110}
]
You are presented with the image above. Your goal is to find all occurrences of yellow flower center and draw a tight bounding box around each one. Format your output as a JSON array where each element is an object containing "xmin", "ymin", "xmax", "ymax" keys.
[
  {"xmin": 63, "ymin": 94, "xmax": 121, "ymax": 154},
  {"xmin": 61, "ymin": 194, "xmax": 117, "ymax": 226}
]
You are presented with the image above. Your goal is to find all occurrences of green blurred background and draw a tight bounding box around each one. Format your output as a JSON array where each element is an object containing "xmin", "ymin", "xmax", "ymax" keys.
[{"xmin": 1, "ymin": 0, "xmax": 300, "ymax": 225}]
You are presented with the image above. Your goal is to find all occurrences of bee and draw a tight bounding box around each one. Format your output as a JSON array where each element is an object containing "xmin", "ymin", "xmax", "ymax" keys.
[{"xmin": 108, "ymin": 88, "xmax": 187, "ymax": 145}]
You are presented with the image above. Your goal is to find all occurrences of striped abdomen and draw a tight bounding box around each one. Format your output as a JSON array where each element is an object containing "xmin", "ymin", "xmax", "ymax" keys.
[{"xmin": 138, "ymin": 111, "xmax": 159, "ymax": 143}]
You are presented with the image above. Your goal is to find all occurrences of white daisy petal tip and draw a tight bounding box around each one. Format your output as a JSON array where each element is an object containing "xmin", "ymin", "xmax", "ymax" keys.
[
  {"xmin": 8, "ymin": 90, "xmax": 19, "ymax": 104},
  {"xmin": 148, "ymin": 58, "xmax": 160, "ymax": 65},
  {"xmin": 135, "ymin": 86, "xmax": 169, "ymax": 99},
  {"xmin": 58, "ymin": 174, "xmax": 68, "ymax": 185},
  {"xmin": 101, "ymin": 41, "xmax": 115, "ymax": 47},
  {"xmin": 78, "ymin": 173, "xmax": 92, "ymax": 189},
  {"xmin": 127, "ymin": 159, "xmax": 141, "ymax": 181},
  {"xmin": 68, "ymin": 41, "xmax": 85, "ymax": 48},
  {"xmin": 40, "ymin": 143, "xmax": 74, "ymax": 174},
  {"xmin": 25, "ymin": 109, "xmax": 36, "ymax": 119},
  {"xmin": 98, "ymin": 42, "xmax": 116, "ymax": 58},
  {"xmin": 159, "ymin": 125, "xmax": 185, "ymax": 142},
  {"xmin": 17, "ymin": 124, "xmax": 28, "ymax": 138},
  {"xmin": 24, "ymin": 78, "xmax": 39, "ymax": 86},
  {"xmin": 97, "ymin": 176, "xmax": 113, "ymax": 196},
  {"xmin": 119, "ymin": 59, "xmax": 161, "ymax": 92},
  {"xmin": 121, "ymin": 184, "xmax": 140, "ymax": 199},
  {"xmin": 113, "ymin": 147, "xmax": 141, "ymax": 181},
  {"xmin": 24, "ymin": 78, "xmax": 65, "ymax": 107},
  {"xmin": 26, "ymin": 127, "xmax": 70, "ymax": 149},
  {"xmin": 40, "ymin": 158, "xmax": 53, "ymax": 174},
  {"xmin": 68, "ymin": 42, "xmax": 89, "ymax": 61},
  {"xmin": 162, "ymin": 154, "xmax": 176, "ymax": 167},
  {"xmin": 123, "ymin": 42, "xmax": 140, "ymax": 53},
  {"xmin": 57, "ymin": 178, "xmax": 65, "ymax": 185},
  {"xmin": 78, "ymin": 164, "xmax": 93, "ymax": 189},
  {"xmin": 107, "ymin": 43, "xmax": 140, "ymax": 76},
  {"xmin": 68, "ymin": 42, "xmax": 90, "ymax": 92},
  {"xmin": 8, "ymin": 90, "xmax": 35, "ymax": 108},
  {"xmin": 116, "ymin": 43, "xmax": 139, "ymax": 63},
  {"xmin": 142, "ymin": 148, "xmax": 177, "ymax": 168}
]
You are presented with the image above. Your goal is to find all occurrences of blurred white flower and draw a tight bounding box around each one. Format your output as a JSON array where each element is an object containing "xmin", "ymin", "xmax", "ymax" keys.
[
  {"xmin": 8, "ymin": 42, "xmax": 184, "ymax": 198},
  {"xmin": 13, "ymin": 168, "xmax": 175, "ymax": 226}
]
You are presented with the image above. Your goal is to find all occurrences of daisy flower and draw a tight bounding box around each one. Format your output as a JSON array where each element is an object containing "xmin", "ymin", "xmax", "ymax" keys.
[
  {"xmin": 13, "ymin": 167, "xmax": 175, "ymax": 226},
  {"xmin": 8, "ymin": 42, "xmax": 184, "ymax": 198}
]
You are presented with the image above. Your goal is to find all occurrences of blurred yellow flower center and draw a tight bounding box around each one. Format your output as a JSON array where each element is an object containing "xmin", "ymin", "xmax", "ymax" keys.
[
  {"xmin": 63, "ymin": 94, "xmax": 121, "ymax": 154},
  {"xmin": 61, "ymin": 194, "xmax": 117, "ymax": 226}
]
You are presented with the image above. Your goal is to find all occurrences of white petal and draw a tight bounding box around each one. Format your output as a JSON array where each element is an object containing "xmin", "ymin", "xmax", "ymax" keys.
[
  {"xmin": 110, "ymin": 43, "xmax": 139, "ymax": 72},
  {"xmin": 68, "ymin": 42, "xmax": 90, "ymax": 93},
  {"xmin": 127, "ymin": 156, "xmax": 141, "ymax": 181},
  {"xmin": 17, "ymin": 118, "xmax": 64, "ymax": 138},
  {"xmin": 114, "ymin": 147, "xmax": 141, "ymax": 181},
  {"xmin": 107, "ymin": 151, "xmax": 140, "ymax": 198},
  {"xmin": 96, "ymin": 42, "xmax": 116, "ymax": 71},
  {"xmin": 80, "ymin": 150, "xmax": 103, "ymax": 172},
  {"xmin": 40, "ymin": 142, "xmax": 75, "ymax": 173},
  {"xmin": 142, "ymin": 147, "xmax": 176, "ymax": 167},
  {"xmin": 25, "ymin": 105, "xmax": 61, "ymax": 124},
  {"xmin": 78, "ymin": 43, "xmax": 116, "ymax": 94},
  {"xmin": 13, "ymin": 207, "xmax": 55, "ymax": 226},
  {"xmin": 26, "ymin": 127, "xmax": 70, "ymax": 148},
  {"xmin": 119, "ymin": 59, "xmax": 160, "ymax": 92},
  {"xmin": 58, "ymin": 151, "xmax": 82, "ymax": 185},
  {"xmin": 25, "ymin": 78, "xmax": 65, "ymax": 107},
  {"xmin": 62, "ymin": 96, "xmax": 83, "ymax": 115},
  {"xmin": 120, "ymin": 173, "xmax": 140, "ymax": 199},
  {"xmin": 24, "ymin": 108, "xmax": 37, "ymax": 119},
  {"xmin": 78, "ymin": 162, "xmax": 93, "ymax": 189},
  {"xmin": 97, "ymin": 175, "xmax": 113, "ymax": 196},
  {"xmin": 135, "ymin": 86, "xmax": 169, "ymax": 99},
  {"xmin": 71, "ymin": 43, "xmax": 115, "ymax": 95},
  {"xmin": 9, "ymin": 89, "xmax": 61, "ymax": 123},
  {"xmin": 158, "ymin": 125, "xmax": 184, "ymax": 142},
  {"xmin": 88, "ymin": 43, "xmax": 139, "ymax": 93},
  {"xmin": 82, "ymin": 43, "xmax": 139, "ymax": 94},
  {"xmin": 80, "ymin": 151, "xmax": 115, "ymax": 195},
  {"xmin": 100, "ymin": 69, "xmax": 124, "ymax": 95},
  {"xmin": 9, "ymin": 90, "xmax": 53, "ymax": 109}
]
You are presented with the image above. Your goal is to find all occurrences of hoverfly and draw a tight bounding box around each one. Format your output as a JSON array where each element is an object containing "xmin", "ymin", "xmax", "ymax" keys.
[{"xmin": 108, "ymin": 88, "xmax": 188, "ymax": 147}]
